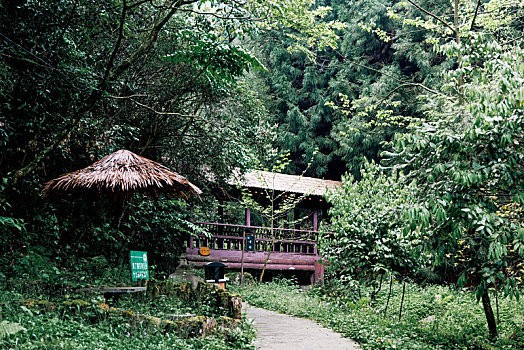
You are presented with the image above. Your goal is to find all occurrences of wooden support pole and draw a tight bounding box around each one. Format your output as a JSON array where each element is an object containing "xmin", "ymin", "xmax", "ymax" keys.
[
  {"xmin": 245, "ymin": 207, "xmax": 251, "ymax": 227},
  {"xmin": 218, "ymin": 199, "xmax": 224, "ymax": 235},
  {"xmin": 399, "ymin": 280, "xmax": 406, "ymax": 321},
  {"xmin": 241, "ymin": 207, "xmax": 251, "ymax": 286},
  {"xmin": 313, "ymin": 259, "xmax": 324, "ymax": 284},
  {"xmin": 313, "ymin": 207, "xmax": 318, "ymax": 231}
]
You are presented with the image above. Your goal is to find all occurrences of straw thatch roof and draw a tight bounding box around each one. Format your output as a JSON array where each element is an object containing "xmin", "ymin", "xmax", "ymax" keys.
[
  {"xmin": 42, "ymin": 150, "xmax": 201, "ymax": 200},
  {"xmin": 230, "ymin": 169, "xmax": 341, "ymax": 197}
]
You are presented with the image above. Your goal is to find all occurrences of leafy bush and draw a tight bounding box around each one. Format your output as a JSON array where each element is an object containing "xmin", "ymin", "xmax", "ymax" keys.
[
  {"xmin": 320, "ymin": 161, "xmax": 425, "ymax": 283},
  {"xmin": 385, "ymin": 39, "xmax": 524, "ymax": 339}
]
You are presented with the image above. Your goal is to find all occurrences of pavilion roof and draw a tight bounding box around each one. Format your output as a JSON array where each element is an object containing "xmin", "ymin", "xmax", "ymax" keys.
[
  {"xmin": 231, "ymin": 170, "xmax": 341, "ymax": 197},
  {"xmin": 42, "ymin": 149, "xmax": 201, "ymax": 200}
]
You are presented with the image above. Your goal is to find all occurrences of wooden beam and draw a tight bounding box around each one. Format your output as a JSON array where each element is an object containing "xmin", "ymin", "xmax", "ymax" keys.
[
  {"xmin": 190, "ymin": 261, "xmax": 316, "ymax": 271},
  {"xmin": 186, "ymin": 252, "xmax": 318, "ymax": 265},
  {"xmin": 193, "ymin": 221, "xmax": 320, "ymax": 235}
]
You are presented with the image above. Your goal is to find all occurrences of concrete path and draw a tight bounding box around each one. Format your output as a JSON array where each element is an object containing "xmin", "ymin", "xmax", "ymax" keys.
[{"xmin": 244, "ymin": 304, "xmax": 361, "ymax": 350}]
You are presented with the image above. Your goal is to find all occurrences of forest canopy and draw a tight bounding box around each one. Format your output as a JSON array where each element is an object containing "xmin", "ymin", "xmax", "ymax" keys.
[{"xmin": 1, "ymin": 0, "xmax": 524, "ymax": 345}]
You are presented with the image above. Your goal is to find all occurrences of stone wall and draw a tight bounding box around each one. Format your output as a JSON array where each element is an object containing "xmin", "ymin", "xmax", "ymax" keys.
[
  {"xmin": 20, "ymin": 280, "xmax": 243, "ymax": 338},
  {"xmin": 147, "ymin": 280, "xmax": 242, "ymax": 319}
]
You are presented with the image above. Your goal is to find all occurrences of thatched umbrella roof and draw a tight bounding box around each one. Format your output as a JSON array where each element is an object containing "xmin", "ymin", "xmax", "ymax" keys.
[{"xmin": 42, "ymin": 149, "xmax": 201, "ymax": 200}]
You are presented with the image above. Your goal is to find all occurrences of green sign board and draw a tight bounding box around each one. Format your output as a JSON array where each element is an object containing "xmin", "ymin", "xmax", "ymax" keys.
[
  {"xmin": 130, "ymin": 251, "xmax": 149, "ymax": 281},
  {"xmin": 246, "ymin": 235, "xmax": 255, "ymax": 251}
]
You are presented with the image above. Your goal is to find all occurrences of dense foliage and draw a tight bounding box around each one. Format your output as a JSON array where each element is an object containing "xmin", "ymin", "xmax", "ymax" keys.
[
  {"xmin": 311, "ymin": 0, "xmax": 524, "ymax": 339},
  {"xmin": 1, "ymin": 279, "xmax": 255, "ymax": 349},
  {"xmin": 0, "ymin": 0, "xmax": 341, "ymax": 270},
  {"xmin": 2, "ymin": 0, "xmax": 524, "ymax": 346},
  {"xmin": 320, "ymin": 161, "xmax": 424, "ymax": 285},
  {"xmin": 389, "ymin": 39, "xmax": 524, "ymax": 338},
  {"xmin": 247, "ymin": 0, "xmax": 459, "ymax": 178}
]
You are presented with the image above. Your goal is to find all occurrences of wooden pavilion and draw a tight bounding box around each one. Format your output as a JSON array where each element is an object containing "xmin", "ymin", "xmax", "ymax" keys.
[{"xmin": 184, "ymin": 170, "xmax": 341, "ymax": 284}]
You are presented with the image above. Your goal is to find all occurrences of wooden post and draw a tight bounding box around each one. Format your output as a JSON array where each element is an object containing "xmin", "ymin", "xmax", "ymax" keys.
[
  {"xmin": 313, "ymin": 207, "xmax": 318, "ymax": 231},
  {"xmin": 245, "ymin": 207, "xmax": 251, "ymax": 226},
  {"xmin": 218, "ymin": 199, "xmax": 224, "ymax": 235},
  {"xmin": 188, "ymin": 206, "xmax": 194, "ymax": 249},
  {"xmin": 399, "ymin": 280, "xmax": 406, "ymax": 321},
  {"xmin": 313, "ymin": 259, "xmax": 324, "ymax": 284},
  {"xmin": 241, "ymin": 207, "xmax": 251, "ymax": 286}
]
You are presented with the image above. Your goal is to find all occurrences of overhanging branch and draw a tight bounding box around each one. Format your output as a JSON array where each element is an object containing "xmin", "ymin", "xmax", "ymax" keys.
[{"xmin": 405, "ymin": 0, "xmax": 455, "ymax": 34}]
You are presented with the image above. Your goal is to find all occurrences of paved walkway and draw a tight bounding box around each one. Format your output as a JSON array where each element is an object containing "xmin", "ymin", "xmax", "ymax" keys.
[{"xmin": 244, "ymin": 304, "xmax": 361, "ymax": 350}]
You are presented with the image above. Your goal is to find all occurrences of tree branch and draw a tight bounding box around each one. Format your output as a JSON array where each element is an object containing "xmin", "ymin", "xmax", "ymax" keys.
[
  {"xmin": 503, "ymin": 34, "xmax": 524, "ymax": 46},
  {"xmin": 405, "ymin": 0, "xmax": 455, "ymax": 34},
  {"xmin": 176, "ymin": 7, "xmax": 259, "ymax": 21},
  {"xmin": 108, "ymin": 94, "xmax": 148, "ymax": 99},
  {"xmin": 470, "ymin": 0, "xmax": 482, "ymax": 31},
  {"xmin": 99, "ymin": 0, "xmax": 128, "ymax": 90},
  {"xmin": 345, "ymin": 58, "xmax": 453, "ymax": 99},
  {"xmin": 107, "ymin": 0, "xmax": 187, "ymax": 83},
  {"xmin": 10, "ymin": 0, "xmax": 195, "ymax": 188},
  {"xmin": 128, "ymin": 98, "xmax": 198, "ymax": 118},
  {"xmin": 376, "ymin": 83, "xmax": 414, "ymax": 105}
]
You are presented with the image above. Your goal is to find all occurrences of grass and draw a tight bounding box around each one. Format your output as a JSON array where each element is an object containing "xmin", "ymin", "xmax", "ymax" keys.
[
  {"xmin": 0, "ymin": 288, "xmax": 255, "ymax": 350},
  {"xmin": 235, "ymin": 278, "xmax": 524, "ymax": 350},
  {"xmin": 0, "ymin": 286, "xmax": 255, "ymax": 350},
  {"xmin": 0, "ymin": 253, "xmax": 255, "ymax": 350}
]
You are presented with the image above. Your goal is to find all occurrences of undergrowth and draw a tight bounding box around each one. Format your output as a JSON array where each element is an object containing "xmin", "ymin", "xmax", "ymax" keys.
[
  {"xmin": 236, "ymin": 278, "xmax": 524, "ymax": 350},
  {"xmin": 0, "ymin": 252, "xmax": 255, "ymax": 349}
]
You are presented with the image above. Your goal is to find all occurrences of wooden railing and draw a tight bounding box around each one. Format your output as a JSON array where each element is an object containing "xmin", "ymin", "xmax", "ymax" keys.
[{"xmin": 187, "ymin": 222, "xmax": 319, "ymax": 255}]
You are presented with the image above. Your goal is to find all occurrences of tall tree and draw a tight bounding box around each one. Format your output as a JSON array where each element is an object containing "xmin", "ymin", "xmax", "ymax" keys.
[
  {"xmin": 247, "ymin": 0, "xmax": 455, "ymax": 179},
  {"xmin": 382, "ymin": 0, "xmax": 524, "ymax": 338}
]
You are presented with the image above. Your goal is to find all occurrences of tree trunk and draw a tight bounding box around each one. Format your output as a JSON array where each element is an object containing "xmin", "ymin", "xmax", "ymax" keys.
[
  {"xmin": 399, "ymin": 280, "xmax": 406, "ymax": 321},
  {"xmin": 453, "ymin": 0, "xmax": 464, "ymax": 96},
  {"xmin": 371, "ymin": 273, "xmax": 384, "ymax": 303},
  {"xmin": 259, "ymin": 194, "xmax": 276, "ymax": 283},
  {"xmin": 494, "ymin": 287, "xmax": 499, "ymax": 324},
  {"xmin": 384, "ymin": 275, "xmax": 393, "ymax": 316},
  {"xmin": 481, "ymin": 291, "xmax": 498, "ymax": 339},
  {"xmin": 259, "ymin": 239, "xmax": 274, "ymax": 283}
]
